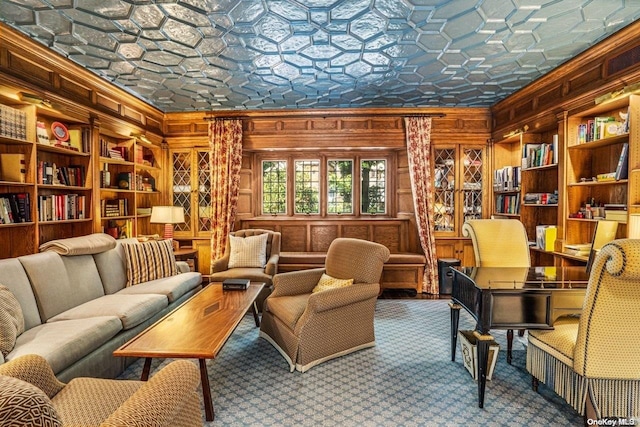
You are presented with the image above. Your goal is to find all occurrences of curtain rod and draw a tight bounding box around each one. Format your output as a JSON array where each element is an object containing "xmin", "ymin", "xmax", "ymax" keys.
[{"xmin": 204, "ymin": 112, "xmax": 447, "ymax": 120}]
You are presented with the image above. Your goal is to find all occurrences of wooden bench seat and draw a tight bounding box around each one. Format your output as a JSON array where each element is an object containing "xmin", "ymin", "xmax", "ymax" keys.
[{"xmin": 278, "ymin": 251, "xmax": 425, "ymax": 293}]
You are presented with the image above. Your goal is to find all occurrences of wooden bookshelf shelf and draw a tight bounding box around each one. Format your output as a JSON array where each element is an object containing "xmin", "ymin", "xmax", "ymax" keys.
[
  {"xmin": 568, "ymin": 179, "xmax": 628, "ymax": 187},
  {"xmin": 567, "ymin": 133, "xmax": 629, "ymax": 150}
]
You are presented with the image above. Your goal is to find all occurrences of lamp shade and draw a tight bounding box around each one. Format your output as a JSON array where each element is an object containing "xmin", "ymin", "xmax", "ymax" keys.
[
  {"xmin": 150, "ymin": 206, "xmax": 185, "ymax": 240},
  {"xmin": 150, "ymin": 206, "xmax": 185, "ymax": 224}
]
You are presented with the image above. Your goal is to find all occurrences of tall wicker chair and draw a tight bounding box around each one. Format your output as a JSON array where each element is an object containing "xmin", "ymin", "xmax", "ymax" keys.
[
  {"xmin": 462, "ymin": 218, "xmax": 531, "ymax": 363},
  {"xmin": 527, "ymin": 239, "xmax": 640, "ymax": 420},
  {"xmin": 260, "ymin": 238, "xmax": 390, "ymax": 373},
  {"xmin": 0, "ymin": 354, "xmax": 203, "ymax": 426}
]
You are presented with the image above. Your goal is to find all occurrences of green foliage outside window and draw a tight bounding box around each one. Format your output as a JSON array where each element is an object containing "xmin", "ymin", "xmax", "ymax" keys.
[
  {"xmin": 262, "ymin": 161, "xmax": 287, "ymax": 214},
  {"xmin": 327, "ymin": 160, "xmax": 353, "ymax": 214},
  {"xmin": 361, "ymin": 159, "xmax": 386, "ymax": 214}
]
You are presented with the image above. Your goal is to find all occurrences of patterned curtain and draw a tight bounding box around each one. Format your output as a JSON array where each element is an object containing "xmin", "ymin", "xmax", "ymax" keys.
[
  {"xmin": 209, "ymin": 118, "xmax": 243, "ymax": 269},
  {"xmin": 405, "ymin": 116, "xmax": 439, "ymax": 294}
]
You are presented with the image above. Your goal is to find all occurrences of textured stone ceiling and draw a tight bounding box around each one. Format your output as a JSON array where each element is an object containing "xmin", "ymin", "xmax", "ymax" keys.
[{"xmin": 1, "ymin": 1, "xmax": 639, "ymax": 112}]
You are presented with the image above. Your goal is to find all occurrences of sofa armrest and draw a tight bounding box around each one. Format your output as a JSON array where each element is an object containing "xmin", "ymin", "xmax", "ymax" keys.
[
  {"xmin": 176, "ymin": 261, "xmax": 190, "ymax": 273},
  {"xmin": 265, "ymin": 254, "xmax": 280, "ymax": 276},
  {"xmin": 0, "ymin": 354, "xmax": 65, "ymax": 398},
  {"xmin": 211, "ymin": 255, "xmax": 230, "ymax": 273},
  {"xmin": 271, "ymin": 268, "xmax": 325, "ymax": 297},
  {"xmin": 307, "ymin": 282, "xmax": 379, "ymax": 313},
  {"xmin": 101, "ymin": 360, "xmax": 201, "ymax": 427}
]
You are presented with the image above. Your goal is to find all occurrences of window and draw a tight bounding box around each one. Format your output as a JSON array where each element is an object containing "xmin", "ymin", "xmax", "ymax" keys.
[
  {"xmin": 262, "ymin": 160, "xmax": 287, "ymax": 214},
  {"xmin": 259, "ymin": 153, "xmax": 390, "ymax": 217},
  {"xmin": 361, "ymin": 159, "xmax": 386, "ymax": 214},
  {"xmin": 294, "ymin": 160, "xmax": 320, "ymax": 214},
  {"xmin": 327, "ymin": 160, "xmax": 353, "ymax": 214}
]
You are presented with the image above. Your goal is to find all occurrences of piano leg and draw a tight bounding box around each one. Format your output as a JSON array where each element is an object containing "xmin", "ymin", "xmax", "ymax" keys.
[
  {"xmin": 475, "ymin": 333, "xmax": 493, "ymax": 409},
  {"xmin": 506, "ymin": 329, "xmax": 513, "ymax": 364},
  {"xmin": 449, "ymin": 302, "xmax": 461, "ymax": 362}
]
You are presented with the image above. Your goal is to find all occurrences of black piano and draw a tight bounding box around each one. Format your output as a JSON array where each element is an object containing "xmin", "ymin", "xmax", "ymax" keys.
[{"xmin": 450, "ymin": 266, "xmax": 588, "ymax": 408}]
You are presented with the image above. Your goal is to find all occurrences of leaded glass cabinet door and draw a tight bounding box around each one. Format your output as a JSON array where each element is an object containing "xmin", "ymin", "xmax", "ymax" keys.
[
  {"xmin": 462, "ymin": 147, "xmax": 483, "ymax": 224},
  {"xmin": 434, "ymin": 147, "xmax": 456, "ymax": 233},
  {"xmin": 171, "ymin": 149, "xmax": 212, "ymax": 237},
  {"xmin": 172, "ymin": 151, "xmax": 192, "ymax": 233}
]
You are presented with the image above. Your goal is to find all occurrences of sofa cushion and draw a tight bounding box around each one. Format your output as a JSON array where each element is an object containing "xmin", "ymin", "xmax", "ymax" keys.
[
  {"xmin": 312, "ymin": 273, "xmax": 353, "ymax": 293},
  {"xmin": 115, "ymin": 272, "xmax": 201, "ymax": 303},
  {"xmin": 0, "ymin": 259, "xmax": 41, "ymax": 331},
  {"xmin": 228, "ymin": 233, "xmax": 268, "ymax": 268},
  {"xmin": 122, "ymin": 240, "xmax": 178, "ymax": 287},
  {"xmin": 7, "ymin": 317, "xmax": 122, "ymax": 374},
  {"xmin": 0, "ymin": 285, "xmax": 24, "ymax": 357},
  {"xmin": 93, "ymin": 239, "xmax": 131, "ymax": 294},
  {"xmin": 47, "ymin": 294, "xmax": 168, "ymax": 330},
  {"xmin": 19, "ymin": 252, "xmax": 105, "ymax": 322},
  {"xmin": 0, "ymin": 375, "xmax": 62, "ymax": 427}
]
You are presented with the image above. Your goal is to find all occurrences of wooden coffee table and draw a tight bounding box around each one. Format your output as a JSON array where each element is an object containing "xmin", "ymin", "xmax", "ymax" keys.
[{"xmin": 113, "ymin": 282, "xmax": 264, "ymax": 421}]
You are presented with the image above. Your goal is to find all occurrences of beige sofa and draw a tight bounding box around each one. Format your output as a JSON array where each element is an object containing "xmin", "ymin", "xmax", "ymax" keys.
[{"xmin": 0, "ymin": 234, "xmax": 202, "ymax": 382}]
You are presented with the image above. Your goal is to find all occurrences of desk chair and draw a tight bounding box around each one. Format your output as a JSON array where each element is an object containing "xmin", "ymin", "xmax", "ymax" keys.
[{"xmin": 462, "ymin": 219, "xmax": 531, "ymax": 363}]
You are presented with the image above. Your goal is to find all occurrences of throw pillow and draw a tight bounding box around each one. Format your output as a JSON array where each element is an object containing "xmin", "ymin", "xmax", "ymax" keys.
[
  {"xmin": 0, "ymin": 376, "xmax": 62, "ymax": 427},
  {"xmin": 312, "ymin": 273, "xmax": 354, "ymax": 293},
  {"xmin": 122, "ymin": 240, "xmax": 178, "ymax": 287},
  {"xmin": 0, "ymin": 284, "xmax": 24, "ymax": 358},
  {"xmin": 228, "ymin": 233, "xmax": 268, "ymax": 268}
]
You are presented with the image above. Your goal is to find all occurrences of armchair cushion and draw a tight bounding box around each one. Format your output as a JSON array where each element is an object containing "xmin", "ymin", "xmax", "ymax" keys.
[
  {"xmin": 228, "ymin": 233, "xmax": 268, "ymax": 268},
  {"xmin": 122, "ymin": 240, "xmax": 178, "ymax": 287},
  {"xmin": 312, "ymin": 273, "xmax": 353, "ymax": 294},
  {"xmin": 0, "ymin": 284, "xmax": 24, "ymax": 357}
]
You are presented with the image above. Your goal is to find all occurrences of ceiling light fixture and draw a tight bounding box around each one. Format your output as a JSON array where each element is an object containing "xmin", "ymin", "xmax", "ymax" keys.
[{"xmin": 18, "ymin": 92, "xmax": 53, "ymax": 108}]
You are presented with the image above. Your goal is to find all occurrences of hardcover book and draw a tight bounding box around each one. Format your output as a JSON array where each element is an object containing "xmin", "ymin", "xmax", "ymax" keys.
[{"xmin": 222, "ymin": 278, "xmax": 250, "ymax": 290}]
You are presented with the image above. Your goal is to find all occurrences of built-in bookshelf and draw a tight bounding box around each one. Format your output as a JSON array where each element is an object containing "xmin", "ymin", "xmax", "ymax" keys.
[
  {"xmin": 491, "ymin": 127, "xmax": 560, "ymax": 266},
  {"xmin": 97, "ymin": 131, "xmax": 162, "ymax": 239},
  {"xmin": 560, "ymin": 94, "xmax": 637, "ymax": 264}
]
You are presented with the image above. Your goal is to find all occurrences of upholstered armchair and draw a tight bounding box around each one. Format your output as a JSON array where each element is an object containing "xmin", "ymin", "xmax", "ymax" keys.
[
  {"xmin": 260, "ymin": 238, "xmax": 390, "ymax": 373},
  {"xmin": 0, "ymin": 354, "xmax": 203, "ymax": 426},
  {"xmin": 527, "ymin": 239, "xmax": 640, "ymax": 421},
  {"xmin": 210, "ymin": 229, "xmax": 281, "ymax": 310},
  {"xmin": 462, "ymin": 218, "xmax": 531, "ymax": 363}
]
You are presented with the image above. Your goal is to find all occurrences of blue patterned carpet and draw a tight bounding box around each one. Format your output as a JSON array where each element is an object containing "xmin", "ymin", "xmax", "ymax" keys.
[{"xmin": 119, "ymin": 299, "xmax": 581, "ymax": 426}]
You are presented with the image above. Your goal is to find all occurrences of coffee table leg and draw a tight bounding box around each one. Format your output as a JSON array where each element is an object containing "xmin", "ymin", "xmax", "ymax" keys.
[
  {"xmin": 199, "ymin": 359, "xmax": 214, "ymax": 421},
  {"xmin": 141, "ymin": 358, "xmax": 152, "ymax": 381},
  {"xmin": 252, "ymin": 301, "xmax": 260, "ymax": 327}
]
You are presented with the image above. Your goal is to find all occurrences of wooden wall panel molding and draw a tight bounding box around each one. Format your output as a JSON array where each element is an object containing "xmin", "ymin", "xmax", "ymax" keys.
[
  {"xmin": 0, "ymin": 23, "xmax": 164, "ymax": 134},
  {"xmin": 492, "ymin": 20, "xmax": 640, "ymax": 136}
]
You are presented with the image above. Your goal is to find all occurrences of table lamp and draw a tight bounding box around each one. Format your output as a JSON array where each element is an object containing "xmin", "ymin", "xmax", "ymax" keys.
[{"xmin": 150, "ymin": 206, "xmax": 185, "ymax": 240}]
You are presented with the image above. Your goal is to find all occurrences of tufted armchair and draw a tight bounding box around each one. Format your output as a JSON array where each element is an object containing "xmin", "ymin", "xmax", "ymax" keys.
[
  {"xmin": 527, "ymin": 239, "xmax": 640, "ymax": 421},
  {"xmin": 210, "ymin": 229, "xmax": 281, "ymax": 310},
  {"xmin": 0, "ymin": 354, "xmax": 203, "ymax": 426},
  {"xmin": 260, "ymin": 238, "xmax": 390, "ymax": 373}
]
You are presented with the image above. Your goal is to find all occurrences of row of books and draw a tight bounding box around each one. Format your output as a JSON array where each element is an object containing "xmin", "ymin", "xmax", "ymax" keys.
[
  {"xmin": 37, "ymin": 194, "xmax": 86, "ymax": 221},
  {"xmin": 37, "ymin": 161, "xmax": 86, "ymax": 187},
  {"xmin": 523, "ymin": 192, "xmax": 558, "ymax": 205},
  {"xmin": 0, "ymin": 193, "xmax": 31, "ymax": 224},
  {"xmin": 101, "ymin": 198, "xmax": 129, "ymax": 217},
  {"xmin": 522, "ymin": 137, "xmax": 558, "ymax": 169},
  {"xmin": 493, "ymin": 166, "xmax": 521, "ymax": 192},
  {"xmin": 495, "ymin": 194, "xmax": 520, "ymax": 215},
  {"xmin": 0, "ymin": 104, "xmax": 28, "ymax": 141},
  {"xmin": 99, "ymin": 138, "xmax": 130, "ymax": 160},
  {"xmin": 576, "ymin": 112, "xmax": 629, "ymax": 144}
]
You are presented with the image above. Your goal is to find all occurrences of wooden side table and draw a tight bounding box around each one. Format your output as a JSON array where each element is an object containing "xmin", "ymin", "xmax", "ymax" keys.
[{"xmin": 173, "ymin": 248, "xmax": 198, "ymax": 272}]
